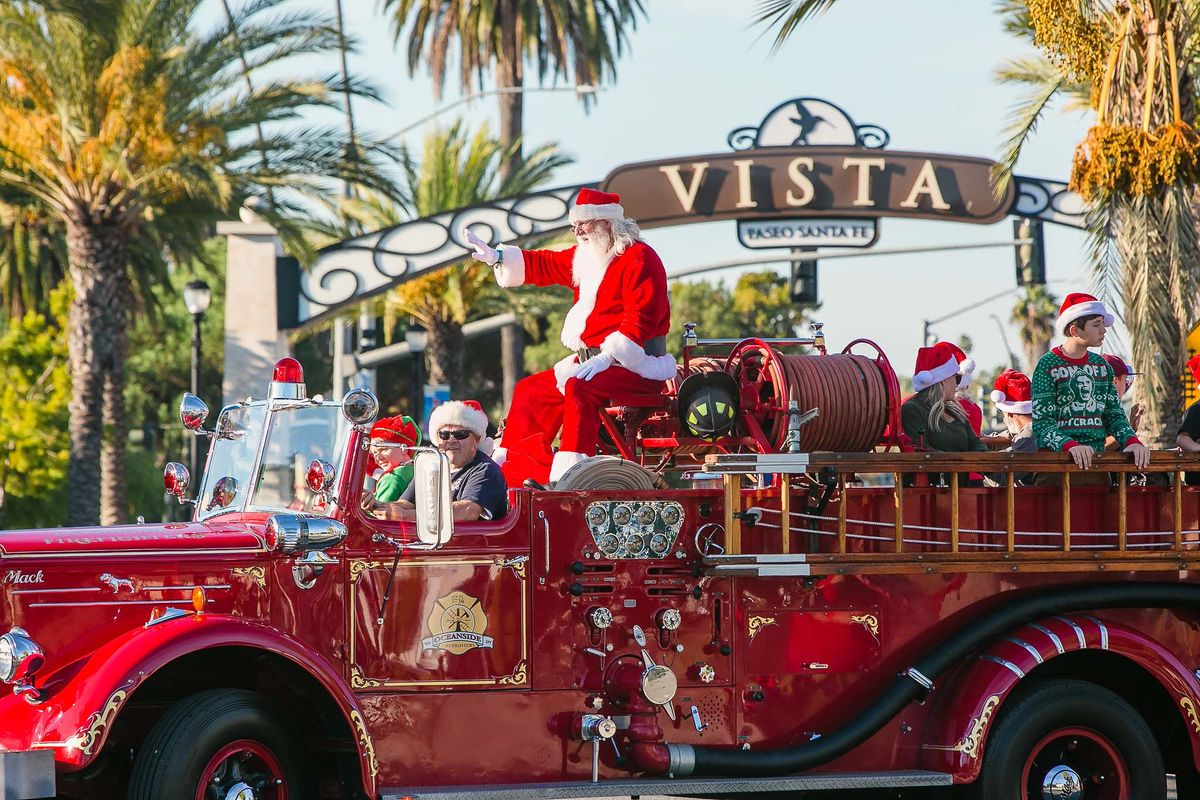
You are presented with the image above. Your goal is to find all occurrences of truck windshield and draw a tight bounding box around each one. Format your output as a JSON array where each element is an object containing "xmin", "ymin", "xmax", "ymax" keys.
[{"xmin": 197, "ymin": 402, "xmax": 348, "ymax": 520}]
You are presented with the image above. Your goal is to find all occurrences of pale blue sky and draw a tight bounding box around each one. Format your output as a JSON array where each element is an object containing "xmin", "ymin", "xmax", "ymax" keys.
[{"xmin": 214, "ymin": 0, "xmax": 1102, "ymax": 385}]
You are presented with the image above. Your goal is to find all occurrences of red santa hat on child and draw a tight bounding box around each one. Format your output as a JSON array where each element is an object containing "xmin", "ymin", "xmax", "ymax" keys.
[
  {"xmin": 369, "ymin": 415, "xmax": 421, "ymax": 446},
  {"xmin": 1056, "ymin": 292, "xmax": 1115, "ymax": 336},
  {"xmin": 569, "ymin": 188, "xmax": 625, "ymax": 224},
  {"xmin": 944, "ymin": 342, "xmax": 976, "ymax": 390},
  {"xmin": 1101, "ymin": 353, "xmax": 1138, "ymax": 380},
  {"xmin": 428, "ymin": 400, "xmax": 489, "ymax": 439},
  {"xmin": 912, "ymin": 342, "xmax": 961, "ymax": 392},
  {"xmin": 990, "ymin": 369, "xmax": 1033, "ymax": 415}
]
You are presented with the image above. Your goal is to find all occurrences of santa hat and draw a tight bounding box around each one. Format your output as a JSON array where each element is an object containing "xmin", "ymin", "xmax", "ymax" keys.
[
  {"xmin": 912, "ymin": 342, "xmax": 961, "ymax": 392},
  {"xmin": 428, "ymin": 399, "xmax": 489, "ymax": 439},
  {"xmin": 1056, "ymin": 292, "xmax": 1114, "ymax": 337},
  {"xmin": 569, "ymin": 188, "xmax": 625, "ymax": 224},
  {"xmin": 990, "ymin": 369, "xmax": 1033, "ymax": 415},
  {"xmin": 1188, "ymin": 354, "xmax": 1200, "ymax": 387},
  {"xmin": 944, "ymin": 342, "xmax": 976, "ymax": 389},
  {"xmin": 1101, "ymin": 353, "xmax": 1138, "ymax": 380},
  {"xmin": 370, "ymin": 415, "xmax": 420, "ymax": 447}
]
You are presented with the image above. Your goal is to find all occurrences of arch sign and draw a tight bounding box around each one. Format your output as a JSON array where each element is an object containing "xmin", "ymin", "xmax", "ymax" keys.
[{"xmin": 295, "ymin": 97, "xmax": 1084, "ymax": 328}]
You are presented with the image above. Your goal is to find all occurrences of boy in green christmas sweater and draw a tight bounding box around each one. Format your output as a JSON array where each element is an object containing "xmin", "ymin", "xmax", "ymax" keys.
[{"xmin": 1032, "ymin": 292, "xmax": 1149, "ymax": 472}]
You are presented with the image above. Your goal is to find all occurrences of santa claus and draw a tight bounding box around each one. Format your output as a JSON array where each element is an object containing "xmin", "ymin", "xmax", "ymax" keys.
[{"xmin": 463, "ymin": 188, "xmax": 674, "ymax": 485}]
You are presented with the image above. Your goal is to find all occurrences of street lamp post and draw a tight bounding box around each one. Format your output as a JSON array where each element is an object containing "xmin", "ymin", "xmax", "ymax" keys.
[
  {"xmin": 405, "ymin": 321, "xmax": 428, "ymax": 427},
  {"xmin": 182, "ymin": 280, "xmax": 212, "ymax": 479}
]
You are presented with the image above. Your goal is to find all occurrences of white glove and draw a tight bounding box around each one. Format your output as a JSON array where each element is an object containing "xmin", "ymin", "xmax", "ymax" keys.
[
  {"xmin": 464, "ymin": 228, "xmax": 499, "ymax": 265},
  {"xmin": 573, "ymin": 352, "xmax": 614, "ymax": 381}
]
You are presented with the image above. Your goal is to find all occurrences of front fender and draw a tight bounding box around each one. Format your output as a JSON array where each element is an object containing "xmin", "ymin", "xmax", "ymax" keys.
[
  {"xmin": 921, "ymin": 613, "xmax": 1200, "ymax": 782},
  {"xmin": 1, "ymin": 613, "xmax": 377, "ymax": 797}
]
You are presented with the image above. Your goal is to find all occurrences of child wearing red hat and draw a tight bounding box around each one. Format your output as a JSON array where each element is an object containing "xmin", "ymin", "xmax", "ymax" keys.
[
  {"xmin": 1100, "ymin": 353, "xmax": 1144, "ymax": 451},
  {"xmin": 367, "ymin": 415, "xmax": 421, "ymax": 504},
  {"xmin": 1031, "ymin": 293, "xmax": 1147, "ymax": 476},
  {"xmin": 902, "ymin": 342, "xmax": 990, "ymax": 454},
  {"xmin": 992, "ymin": 368, "xmax": 1036, "ymax": 484},
  {"xmin": 1176, "ymin": 355, "xmax": 1200, "ymax": 485}
]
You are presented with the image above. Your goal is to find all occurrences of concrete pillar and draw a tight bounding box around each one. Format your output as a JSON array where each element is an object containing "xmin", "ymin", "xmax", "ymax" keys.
[{"xmin": 217, "ymin": 214, "xmax": 289, "ymax": 406}]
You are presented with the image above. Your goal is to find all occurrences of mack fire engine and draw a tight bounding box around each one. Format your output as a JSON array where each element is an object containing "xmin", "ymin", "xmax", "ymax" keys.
[{"xmin": 2, "ymin": 326, "xmax": 1200, "ymax": 800}]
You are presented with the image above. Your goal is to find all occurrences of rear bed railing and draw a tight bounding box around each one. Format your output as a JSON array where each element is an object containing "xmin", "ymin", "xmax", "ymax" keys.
[{"xmin": 701, "ymin": 451, "xmax": 1200, "ymax": 575}]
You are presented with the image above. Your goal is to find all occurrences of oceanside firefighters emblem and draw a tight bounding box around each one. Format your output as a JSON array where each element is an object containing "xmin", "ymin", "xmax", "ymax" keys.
[{"xmin": 421, "ymin": 591, "xmax": 494, "ymax": 655}]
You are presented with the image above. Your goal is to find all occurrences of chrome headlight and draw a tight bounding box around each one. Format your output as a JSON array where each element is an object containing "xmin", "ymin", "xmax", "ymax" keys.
[{"xmin": 0, "ymin": 627, "xmax": 44, "ymax": 684}]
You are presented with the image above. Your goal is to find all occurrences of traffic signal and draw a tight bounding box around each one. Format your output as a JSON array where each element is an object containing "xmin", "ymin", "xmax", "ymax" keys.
[
  {"xmin": 790, "ymin": 252, "xmax": 819, "ymax": 306},
  {"xmin": 1014, "ymin": 217, "xmax": 1045, "ymax": 286}
]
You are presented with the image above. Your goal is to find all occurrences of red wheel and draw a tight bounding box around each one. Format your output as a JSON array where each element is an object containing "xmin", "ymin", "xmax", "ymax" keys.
[
  {"xmin": 969, "ymin": 679, "xmax": 1164, "ymax": 800},
  {"xmin": 195, "ymin": 739, "xmax": 288, "ymax": 800},
  {"xmin": 1019, "ymin": 727, "xmax": 1130, "ymax": 800},
  {"xmin": 129, "ymin": 689, "xmax": 310, "ymax": 800}
]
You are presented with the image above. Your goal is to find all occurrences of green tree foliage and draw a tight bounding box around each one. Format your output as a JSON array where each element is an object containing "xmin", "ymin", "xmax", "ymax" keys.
[
  {"xmin": 0, "ymin": 0, "xmax": 393, "ymax": 525},
  {"xmin": 0, "ymin": 287, "xmax": 69, "ymax": 529},
  {"xmin": 384, "ymin": 0, "xmax": 645, "ymax": 180}
]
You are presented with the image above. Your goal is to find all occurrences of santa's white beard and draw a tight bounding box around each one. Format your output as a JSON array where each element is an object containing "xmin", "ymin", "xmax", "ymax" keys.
[{"xmin": 560, "ymin": 236, "xmax": 615, "ymax": 350}]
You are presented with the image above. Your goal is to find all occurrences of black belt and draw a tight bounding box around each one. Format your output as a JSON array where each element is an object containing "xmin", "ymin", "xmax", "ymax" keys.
[{"xmin": 576, "ymin": 336, "xmax": 666, "ymax": 362}]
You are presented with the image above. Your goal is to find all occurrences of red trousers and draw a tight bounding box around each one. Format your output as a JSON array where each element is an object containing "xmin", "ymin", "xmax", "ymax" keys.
[{"xmin": 499, "ymin": 366, "xmax": 664, "ymax": 486}]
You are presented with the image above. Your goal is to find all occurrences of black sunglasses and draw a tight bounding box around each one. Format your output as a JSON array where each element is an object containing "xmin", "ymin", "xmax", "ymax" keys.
[{"xmin": 437, "ymin": 429, "xmax": 473, "ymax": 441}]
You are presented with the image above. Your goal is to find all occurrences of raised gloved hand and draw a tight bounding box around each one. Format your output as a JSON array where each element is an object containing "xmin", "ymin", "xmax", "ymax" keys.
[
  {"xmin": 464, "ymin": 228, "xmax": 499, "ymax": 265},
  {"xmin": 573, "ymin": 352, "xmax": 614, "ymax": 381}
]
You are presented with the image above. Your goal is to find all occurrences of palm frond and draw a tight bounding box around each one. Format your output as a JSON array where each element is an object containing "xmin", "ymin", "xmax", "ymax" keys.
[
  {"xmin": 993, "ymin": 57, "xmax": 1069, "ymax": 191},
  {"xmin": 749, "ymin": 0, "xmax": 838, "ymax": 52}
]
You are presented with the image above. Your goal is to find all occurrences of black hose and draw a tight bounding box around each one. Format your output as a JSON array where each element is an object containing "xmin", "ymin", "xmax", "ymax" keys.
[{"xmin": 673, "ymin": 582, "xmax": 1200, "ymax": 776}]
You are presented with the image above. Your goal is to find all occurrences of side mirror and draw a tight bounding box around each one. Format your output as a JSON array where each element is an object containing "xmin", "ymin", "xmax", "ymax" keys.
[
  {"xmin": 163, "ymin": 462, "xmax": 191, "ymax": 499},
  {"xmin": 306, "ymin": 459, "xmax": 336, "ymax": 502},
  {"xmin": 207, "ymin": 476, "xmax": 239, "ymax": 511},
  {"xmin": 179, "ymin": 393, "xmax": 210, "ymax": 433},
  {"xmin": 341, "ymin": 387, "xmax": 379, "ymax": 426},
  {"xmin": 413, "ymin": 450, "xmax": 453, "ymax": 546}
]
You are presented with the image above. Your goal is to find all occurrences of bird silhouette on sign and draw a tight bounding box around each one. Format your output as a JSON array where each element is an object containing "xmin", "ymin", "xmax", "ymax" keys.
[{"xmin": 789, "ymin": 101, "xmax": 828, "ymax": 145}]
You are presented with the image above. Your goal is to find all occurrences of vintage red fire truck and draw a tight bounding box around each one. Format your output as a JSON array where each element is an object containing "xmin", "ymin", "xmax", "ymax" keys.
[{"xmin": 2, "ymin": 328, "xmax": 1200, "ymax": 800}]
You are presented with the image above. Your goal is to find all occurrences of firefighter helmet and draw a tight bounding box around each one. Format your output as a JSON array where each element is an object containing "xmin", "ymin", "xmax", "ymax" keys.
[{"xmin": 677, "ymin": 371, "xmax": 739, "ymax": 441}]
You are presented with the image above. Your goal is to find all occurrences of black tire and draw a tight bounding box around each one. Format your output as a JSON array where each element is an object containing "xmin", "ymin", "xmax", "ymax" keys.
[
  {"xmin": 969, "ymin": 679, "xmax": 1165, "ymax": 799},
  {"xmin": 128, "ymin": 688, "xmax": 310, "ymax": 800}
]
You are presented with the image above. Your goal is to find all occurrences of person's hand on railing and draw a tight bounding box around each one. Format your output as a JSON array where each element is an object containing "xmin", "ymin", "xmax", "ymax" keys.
[
  {"xmin": 1068, "ymin": 444, "xmax": 1095, "ymax": 470},
  {"xmin": 1124, "ymin": 442, "xmax": 1150, "ymax": 470}
]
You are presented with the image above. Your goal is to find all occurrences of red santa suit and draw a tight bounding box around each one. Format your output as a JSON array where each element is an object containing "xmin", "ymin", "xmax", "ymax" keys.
[{"xmin": 489, "ymin": 189, "xmax": 675, "ymax": 485}]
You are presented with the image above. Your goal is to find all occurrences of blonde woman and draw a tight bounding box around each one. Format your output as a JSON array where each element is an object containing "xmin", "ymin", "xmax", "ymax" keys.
[{"xmin": 902, "ymin": 342, "xmax": 989, "ymax": 455}]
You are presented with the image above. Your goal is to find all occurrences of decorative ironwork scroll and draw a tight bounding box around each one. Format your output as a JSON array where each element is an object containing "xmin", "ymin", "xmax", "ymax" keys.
[
  {"xmin": 1012, "ymin": 176, "xmax": 1086, "ymax": 229},
  {"xmin": 298, "ymin": 184, "xmax": 591, "ymax": 326}
]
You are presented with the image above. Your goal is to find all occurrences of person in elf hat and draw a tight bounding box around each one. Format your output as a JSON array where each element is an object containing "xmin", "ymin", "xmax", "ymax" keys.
[
  {"xmin": 362, "ymin": 415, "xmax": 420, "ymax": 510},
  {"xmin": 991, "ymin": 368, "xmax": 1037, "ymax": 485},
  {"xmin": 1100, "ymin": 353, "xmax": 1144, "ymax": 451},
  {"xmin": 1031, "ymin": 292, "xmax": 1148, "ymax": 477},
  {"xmin": 902, "ymin": 341, "xmax": 990, "ymax": 456},
  {"xmin": 463, "ymin": 188, "xmax": 674, "ymax": 487},
  {"xmin": 1176, "ymin": 354, "xmax": 1200, "ymax": 485}
]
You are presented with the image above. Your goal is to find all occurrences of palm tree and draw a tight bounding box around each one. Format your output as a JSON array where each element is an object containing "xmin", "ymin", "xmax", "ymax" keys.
[
  {"xmin": 383, "ymin": 0, "xmax": 645, "ymax": 182},
  {"xmin": 755, "ymin": 0, "xmax": 1200, "ymax": 449},
  {"xmin": 310, "ymin": 122, "xmax": 571, "ymax": 398},
  {"xmin": 0, "ymin": 197, "xmax": 66, "ymax": 320},
  {"xmin": 0, "ymin": 0, "xmax": 392, "ymax": 525},
  {"xmin": 1012, "ymin": 283, "xmax": 1059, "ymax": 374}
]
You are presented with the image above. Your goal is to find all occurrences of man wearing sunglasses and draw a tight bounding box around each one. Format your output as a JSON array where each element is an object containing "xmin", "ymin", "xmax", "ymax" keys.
[
  {"xmin": 464, "ymin": 188, "xmax": 675, "ymax": 487},
  {"xmin": 381, "ymin": 401, "xmax": 508, "ymax": 522}
]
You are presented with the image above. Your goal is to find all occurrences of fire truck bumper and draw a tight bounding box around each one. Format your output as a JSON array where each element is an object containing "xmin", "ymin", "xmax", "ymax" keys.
[{"xmin": 0, "ymin": 750, "xmax": 55, "ymax": 799}]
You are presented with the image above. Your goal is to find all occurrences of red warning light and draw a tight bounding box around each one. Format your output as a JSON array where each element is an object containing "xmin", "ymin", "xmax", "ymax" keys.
[{"xmin": 273, "ymin": 357, "xmax": 304, "ymax": 384}]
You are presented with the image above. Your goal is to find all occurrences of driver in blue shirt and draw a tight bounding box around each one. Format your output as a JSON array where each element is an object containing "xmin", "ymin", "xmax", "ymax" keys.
[{"xmin": 378, "ymin": 400, "xmax": 508, "ymax": 522}]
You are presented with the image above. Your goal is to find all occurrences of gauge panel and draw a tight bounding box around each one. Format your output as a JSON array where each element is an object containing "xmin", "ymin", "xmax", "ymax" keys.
[{"xmin": 584, "ymin": 500, "xmax": 685, "ymax": 560}]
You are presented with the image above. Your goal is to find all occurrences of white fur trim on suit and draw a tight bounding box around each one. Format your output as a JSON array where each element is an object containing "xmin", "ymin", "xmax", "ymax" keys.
[
  {"xmin": 428, "ymin": 400, "xmax": 489, "ymax": 438},
  {"xmin": 553, "ymin": 353, "xmax": 578, "ymax": 394},
  {"xmin": 490, "ymin": 444, "xmax": 506, "ymax": 465},
  {"xmin": 560, "ymin": 247, "xmax": 611, "ymax": 350},
  {"xmin": 493, "ymin": 244, "xmax": 525, "ymax": 288},
  {"xmin": 912, "ymin": 356, "xmax": 960, "ymax": 392},
  {"xmin": 549, "ymin": 450, "xmax": 588, "ymax": 483},
  {"xmin": 569, "ymin": 203, "xmax": 624, "ymax": 223},
  {"xmin": 1055, "ymin": 300, "xmax": 1114, "ymax": 336},
  {"xmin": 600, "ymin": 331, "xmax": 678, "ymax": 382},
  {"xmin": 956, "ymin": 357, "xmax": 976, "ymax": 389}
]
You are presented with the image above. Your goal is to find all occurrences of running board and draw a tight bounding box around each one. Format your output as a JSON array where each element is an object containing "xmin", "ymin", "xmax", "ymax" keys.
[{"xmin": 382, "ymin": 770, "xmax": 954, "ymax": 799}]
